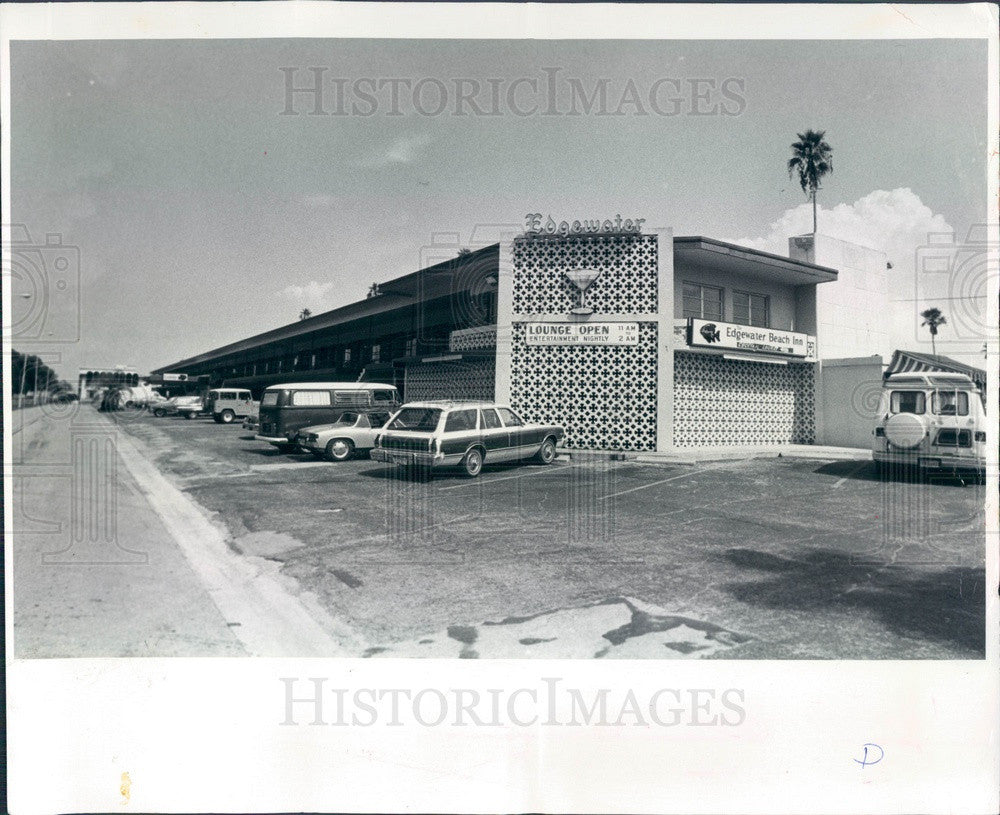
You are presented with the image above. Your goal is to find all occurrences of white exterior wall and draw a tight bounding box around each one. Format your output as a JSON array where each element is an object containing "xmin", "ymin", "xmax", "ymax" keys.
[
  {"xmin": 789, "ymin": 234, "xmax": 889, "ymax": 360},
  {"xmin": 816, "ymin": 355, "xmax": 885, "ymax": 448}
]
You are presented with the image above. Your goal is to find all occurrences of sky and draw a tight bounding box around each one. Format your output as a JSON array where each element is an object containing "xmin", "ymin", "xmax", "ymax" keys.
[{"xmin": 9, "ymin": 37, "xmax": 991, "ymax": 378}]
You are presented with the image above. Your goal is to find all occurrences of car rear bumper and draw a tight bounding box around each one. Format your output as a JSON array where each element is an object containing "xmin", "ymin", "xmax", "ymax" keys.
[
  {"xmin": 255, "ymin": 434, "xmax": 293, "ymax": 445},
  {"xmin": 372, "ymin": 448, "xmax": 447, "ymax": 467},
  {"xmin": 873, "ymin": 449, "xmax": 985, "ymax": 471}
]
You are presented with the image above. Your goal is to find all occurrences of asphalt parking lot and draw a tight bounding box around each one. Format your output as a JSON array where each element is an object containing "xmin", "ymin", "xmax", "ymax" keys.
[{"xmin": 115, "ymin": 411, "xmax": 987, "ymax": 659}]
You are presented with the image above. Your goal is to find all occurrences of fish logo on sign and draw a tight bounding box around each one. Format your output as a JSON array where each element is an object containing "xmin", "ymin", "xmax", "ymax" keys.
[{"xmin": 700, "ymin": 323, "xmax": 721, "ymax": 343}]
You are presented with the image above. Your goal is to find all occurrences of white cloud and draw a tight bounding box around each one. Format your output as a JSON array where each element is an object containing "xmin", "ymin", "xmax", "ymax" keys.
[
  {"xmin": 732, "ymin": 189, "xmax": 990, "ymax": 364},
  {"xmin": 732, "ymin": 187, "xmax": 953, "ymax": 265},
  {"xmin": 280, "ymin": 280, "xmax": 337, "ymax": 311},
  {"xmin": 357, "ymin": 133, "xmax": 434, "ymax": 168}
]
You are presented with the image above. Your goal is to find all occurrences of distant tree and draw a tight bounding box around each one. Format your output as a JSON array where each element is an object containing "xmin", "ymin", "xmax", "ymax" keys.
[
  {"xmin": 788, "ymin": 129, "xmax": 833, "ymax": 234},
  {"xmin": 457, "ymin": 247, "xmax": 473, "ymax": 257},
  {"xmin": 367, "ymin": 283, "xmax": 381, "ymax": 298},
  {"xmin": 299, "ymin": 309, "xmax": 312, "ymax": 321},
  {"xmin": 920, "ymin": 307, "xmax": 947, "ymax": 356}
]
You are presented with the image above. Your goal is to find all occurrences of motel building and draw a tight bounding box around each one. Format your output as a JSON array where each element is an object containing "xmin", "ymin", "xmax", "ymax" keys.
[{"xmin": 151, "ymin": 219, "xmax": 889, "ymax": 453}]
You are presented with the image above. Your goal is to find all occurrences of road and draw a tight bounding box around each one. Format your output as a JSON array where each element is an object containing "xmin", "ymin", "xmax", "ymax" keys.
[{"xmin": 11, "ymin": 404, "xmax": 987, "ymax": 659}]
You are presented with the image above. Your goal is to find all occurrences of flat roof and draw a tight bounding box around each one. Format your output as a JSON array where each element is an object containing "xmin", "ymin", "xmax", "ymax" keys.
[
  {"xmin": 674, "ymin": 236, "xmax": 839, "ymax": 285},
  {"xmin": 260, "ymin": 381, "xmax": 396, "ymax": 390}
]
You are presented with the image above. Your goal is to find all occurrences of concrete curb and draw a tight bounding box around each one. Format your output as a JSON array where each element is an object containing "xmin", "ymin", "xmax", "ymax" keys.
[{"xmin": 560, "ymin": 445, "xmax": 872, "ymax": 465}]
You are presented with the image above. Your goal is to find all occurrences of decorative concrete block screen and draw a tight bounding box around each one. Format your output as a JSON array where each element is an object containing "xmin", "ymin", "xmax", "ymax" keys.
[
  {"xmin": 509, "ymin": 322, "xmax": 659, "ymax": 450},
  {"xmin": 673, "ymin": 352, "xmax": 815, "ymax": 446},
  {"xmin": 511, "ymin": 234, "xmax": 659, "ymax": 314},
  {"xmin": 449, "ymin": 326, "xmax": 497, "ymax": 352},
  {"xmin": 508, "ymin": 233, "xmax": 661, "ymax": 451},
  {"xmin": 404, "ymin": 359, "xmax": 495, "ymax": 403}
]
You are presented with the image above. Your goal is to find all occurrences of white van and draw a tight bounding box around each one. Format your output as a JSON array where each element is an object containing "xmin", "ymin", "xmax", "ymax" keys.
[
  {"xmin": 872, "ymin": 372, "xmax": 986, "ymax": 476},
  {"xmin": 206, "ymin": 388, "xmax": 255, "ymax": 424}
]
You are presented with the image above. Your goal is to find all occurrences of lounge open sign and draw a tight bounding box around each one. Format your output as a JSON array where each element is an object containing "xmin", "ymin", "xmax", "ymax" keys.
[
  {"xmin": 525, "ymin": 322, "xmax": 640, "ymax": 346},
  {"xmin": 688, "ymin": 318, "xmax": 813, "ymax": 358}
]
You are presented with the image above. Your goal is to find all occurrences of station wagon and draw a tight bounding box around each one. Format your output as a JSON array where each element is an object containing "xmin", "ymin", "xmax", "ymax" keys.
[{"xmin": 372, "ymin": 401, "xmax": 564, "ymax": 477}]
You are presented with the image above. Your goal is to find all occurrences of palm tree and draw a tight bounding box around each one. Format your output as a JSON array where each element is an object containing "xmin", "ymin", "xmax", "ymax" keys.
[
  {"xmin": 920, "ymin": 308, "xmax": 947, "ymax": 356},
  {"xmin": 299, "ymin": 308, "xmax": 312, "ymax": 321},
  {"xmin": 788, "ymin": 130, "xmax": 833, "ymax": 234}
]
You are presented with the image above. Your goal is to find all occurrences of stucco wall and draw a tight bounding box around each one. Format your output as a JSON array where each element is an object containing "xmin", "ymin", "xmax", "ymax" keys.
[
  {"xmin": 817, "ymin": 355, "xmax": 885, "ymax": 448},
  {"xmin": 789, "ymin": 234, "xmax": 889, "ymax": 360}
]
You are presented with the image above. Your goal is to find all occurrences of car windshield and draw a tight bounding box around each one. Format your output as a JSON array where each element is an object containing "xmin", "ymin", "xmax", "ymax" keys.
[
  {"xmin": 387, "ymin": 407, "xmax": 442, "ymax": 432},
  {"xmin": 331, "ymin": 412, "xmax": 359, "ymax": 426},
  {"xmin": 260, "ymin": 392, "xmax": 280, "ymax": 407}
]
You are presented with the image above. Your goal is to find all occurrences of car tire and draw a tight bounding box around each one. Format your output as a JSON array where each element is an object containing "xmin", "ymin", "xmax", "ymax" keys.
[
  {"xmin": 184, "ymin": 412, "xmax": 195, "ymax": 420},
  {"xmin": 533, "ymin": 437, "xmax": 557, "ymax": 465},
  {"xmin": 325, "ymin": 439, "xmax": 354, "ymax": 462},
  {"xmin": 153, "ymin": 408, "xmax": 167, "ymax": 418},
  {"xmin": 461, "ymin": 447, "xmax": 484, "ymax": 478},
  {"xmin": 220, "ymin": 410, "xmax": 235, "ymax": 424}
]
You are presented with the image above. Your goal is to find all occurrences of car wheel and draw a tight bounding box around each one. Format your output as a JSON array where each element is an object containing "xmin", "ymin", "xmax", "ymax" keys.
[
  {"xmin": 533, "ymin": 437, "xmax": 557, "ymax": 465},
  {"xmin": 325, "ymin": 439, "xmax": 354, "ymax": 462},
  {"xmin": 461, "ymin": 447, "xmax": 484, "ymax": 478},
  {"xmin": 184, "ymin": 412, "xmax": 195, "ymax": 420},
  {"xmin": 220, "ymin": 410, "xmax": 235, "ymax": 424},
  {"xmin": 153, "ymin": 409, "xmax": 167, "ymax": 418}
]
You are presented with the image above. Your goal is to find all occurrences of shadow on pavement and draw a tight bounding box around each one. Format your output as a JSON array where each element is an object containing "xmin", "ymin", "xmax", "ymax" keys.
[
  {"xmin": 813, "ymin": 460, "xmax": 980, "ymax": 488},
  {"xmin": 721, "ymin": 546, "xmax": 985, "ymax": 656}
]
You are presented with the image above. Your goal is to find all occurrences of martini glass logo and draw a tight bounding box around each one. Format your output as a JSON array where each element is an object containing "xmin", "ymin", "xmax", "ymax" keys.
[{"xmin": 564, "ymin": 268, "xmax": 602, "ymax": 315}]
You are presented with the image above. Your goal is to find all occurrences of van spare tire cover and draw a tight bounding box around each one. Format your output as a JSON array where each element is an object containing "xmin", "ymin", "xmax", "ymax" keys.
[{"xmin": 884, "ymin": 413, "xmax": 927, "ymax": 449}]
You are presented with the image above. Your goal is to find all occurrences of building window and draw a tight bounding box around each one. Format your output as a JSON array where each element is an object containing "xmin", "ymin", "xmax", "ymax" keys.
[
  {"xmin": 733, "ymin": 291, "xmax": 770, "ymax": 327},
  {"xmin": 405, "ymin": 338, "xmax": 418, "ymax": 356},
  {"xmin": 682, "ymin": 282, "xmax": 723, "ymax": 321},
  {"xmin": 310, "ymin": 354, "xmax": 316, "ymax": 368},
  {"xmin": 293, "ymin": 355, "xmax": 299, "ymax": 367},
  {"xmin": 371, "ymin": 344, "xmax": 381, "ymax": 363},
  {"xmin": 344, "ymin": 348, "xmax": 352, "ymax": 364}
]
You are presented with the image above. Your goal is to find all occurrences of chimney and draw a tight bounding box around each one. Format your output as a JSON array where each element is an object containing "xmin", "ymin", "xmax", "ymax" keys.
[{"xmin": 788, "ymin": 234, "xmax": 815, "ymax": 264}]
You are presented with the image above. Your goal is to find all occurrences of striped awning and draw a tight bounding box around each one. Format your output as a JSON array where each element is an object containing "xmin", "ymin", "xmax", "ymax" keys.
[{"xmin": 885, "ymin": 349, "xmax": 987, "ymax": 389}]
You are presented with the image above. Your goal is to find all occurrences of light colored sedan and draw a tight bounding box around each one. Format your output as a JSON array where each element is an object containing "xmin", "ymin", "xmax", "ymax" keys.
[{"xmin": 295, "ymin": 409, "xmax": 394, "ymax": 462}]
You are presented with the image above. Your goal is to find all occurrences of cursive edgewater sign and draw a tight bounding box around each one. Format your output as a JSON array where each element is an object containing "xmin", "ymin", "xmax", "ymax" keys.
[
  {"xmin": 525, "ymin": 322, "xmax": 640, "ymax": 346},
  {"xmin": 524, "ymin": 213, "xmax": 647, "ymax": 237}
]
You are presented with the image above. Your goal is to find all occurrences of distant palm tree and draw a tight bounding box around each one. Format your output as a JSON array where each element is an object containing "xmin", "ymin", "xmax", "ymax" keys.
[
  {"xmin": 299, "ymin": 308, "xmax": 312, "ymax": 321},
  {"xmin": 920, "ymin": 307, "xmax": 947, "ymax": 356},
  {"xmin": 788, "ymin": 130, "xmax": 833, "ymax": 234}
]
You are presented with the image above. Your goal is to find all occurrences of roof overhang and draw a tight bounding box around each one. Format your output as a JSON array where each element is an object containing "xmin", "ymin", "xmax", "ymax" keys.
[{"xmin": 674, "ymin": 236, "xmax": 838, "ymax": 286}]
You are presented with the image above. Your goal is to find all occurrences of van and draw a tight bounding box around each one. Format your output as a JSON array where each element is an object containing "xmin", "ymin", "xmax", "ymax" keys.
[
  {"xmin": 255, "ymin": 382, "xmax": 400, "ymax": 450},
  {"xmin": 872, "ymin": 372, "xmax": 986, "ymax": 477},
  {"xmin": 206, "ymin": 388, "xmax": 255, "ymax": 424}
]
